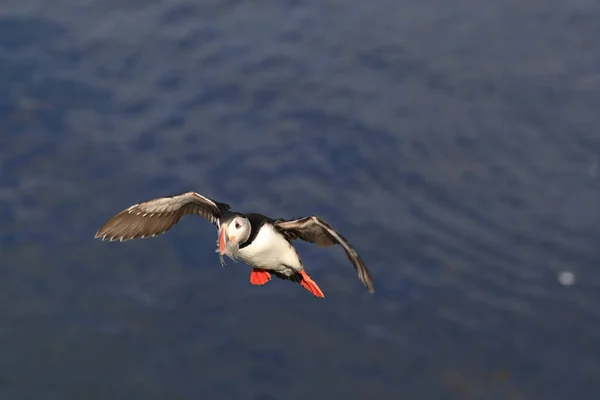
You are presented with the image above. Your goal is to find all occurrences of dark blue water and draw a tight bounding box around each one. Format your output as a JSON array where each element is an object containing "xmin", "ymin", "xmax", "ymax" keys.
[{"xmin": 1, "ymin": 0, "xmax": 599, "ymax": 398}]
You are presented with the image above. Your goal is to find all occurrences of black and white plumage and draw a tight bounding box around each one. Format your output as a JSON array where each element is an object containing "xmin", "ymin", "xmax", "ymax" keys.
[{"xmin": 95, "ymin": 191, "xmax": 374, "ymax": 297}]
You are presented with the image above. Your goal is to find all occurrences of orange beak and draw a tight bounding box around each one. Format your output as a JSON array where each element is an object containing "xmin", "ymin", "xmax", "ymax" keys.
[{"xmin": 219, "ymin": 224, "xmax": 228, "ymax": 255}]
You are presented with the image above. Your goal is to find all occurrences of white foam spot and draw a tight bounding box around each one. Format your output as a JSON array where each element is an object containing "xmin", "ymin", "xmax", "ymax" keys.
[{"xmin": 558, "ymin": 271, "xmax": 576, "ymax": 286}]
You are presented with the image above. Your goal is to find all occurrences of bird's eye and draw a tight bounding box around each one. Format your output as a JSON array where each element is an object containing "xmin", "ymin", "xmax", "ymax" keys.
[{"xmin": 235, "ymin": 221, "xmax": 241, "ymax": 229}]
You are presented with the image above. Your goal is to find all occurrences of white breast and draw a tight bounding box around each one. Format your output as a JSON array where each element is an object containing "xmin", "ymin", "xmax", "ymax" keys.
[{"xmin": 238, "ymin": 224, "xmax": 302, "ymax": 273}]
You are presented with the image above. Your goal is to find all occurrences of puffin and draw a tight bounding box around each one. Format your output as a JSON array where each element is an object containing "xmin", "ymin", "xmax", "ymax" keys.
[{"xmin": 94, "ymin": 191, "xmax": 374, "ymax": 298}]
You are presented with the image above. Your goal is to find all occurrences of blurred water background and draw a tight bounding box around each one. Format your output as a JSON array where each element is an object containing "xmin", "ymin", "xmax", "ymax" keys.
[{"xmin": 1, "ymin": 0, "xmax": 599, "ymax": 398}]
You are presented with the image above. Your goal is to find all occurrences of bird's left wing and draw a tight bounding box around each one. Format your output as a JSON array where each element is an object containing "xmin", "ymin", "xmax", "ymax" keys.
[{"xmin": 275, "ymin": 216, "xmax": 374, "ymax": 293}]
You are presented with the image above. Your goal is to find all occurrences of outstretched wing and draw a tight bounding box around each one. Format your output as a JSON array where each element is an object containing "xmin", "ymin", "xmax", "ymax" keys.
[
  {"xmin": 95, "ymin": 191, "xmax": 230, "ymax": 242},
  {"xmin": 275, "ymin": 216, "xmax": 374, "ymax": 293}
]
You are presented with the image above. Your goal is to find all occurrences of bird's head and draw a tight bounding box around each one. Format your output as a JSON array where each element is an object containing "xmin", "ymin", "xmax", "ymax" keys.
[{"xmin": 218, "ymin": 215, "xmax": 250, "ymax": 263}]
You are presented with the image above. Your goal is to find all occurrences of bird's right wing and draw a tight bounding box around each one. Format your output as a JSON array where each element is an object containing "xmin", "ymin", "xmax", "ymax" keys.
[{"xmin": 95, "ymin": 191, "xmax": 230, "ymax": 241}]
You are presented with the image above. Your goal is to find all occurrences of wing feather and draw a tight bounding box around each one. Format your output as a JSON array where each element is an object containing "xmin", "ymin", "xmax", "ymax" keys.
[
  {"xmin": 95, "ymin": 191, "xmax": 230, "ymax": 242},
  {"xmin": 275, "ymin": 216, "xmax": 374, "ymax": 293}
]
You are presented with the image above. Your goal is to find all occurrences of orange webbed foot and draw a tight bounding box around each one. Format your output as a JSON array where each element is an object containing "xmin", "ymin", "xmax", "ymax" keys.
[
  {"xmin": 250, "ymin": 269, "xmax": 272, "ymax": 286},
  {"xmin": 299, "ymin": 270, "xmax": 325, "ymax": 298}
]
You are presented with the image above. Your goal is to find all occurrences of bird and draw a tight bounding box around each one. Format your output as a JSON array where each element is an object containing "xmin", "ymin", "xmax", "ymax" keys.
[{"xmin": 94, "ymin": 191, "xmax": 374, "ymax": 298}]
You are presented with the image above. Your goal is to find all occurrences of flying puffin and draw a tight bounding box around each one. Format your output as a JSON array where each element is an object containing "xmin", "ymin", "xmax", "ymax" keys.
[{"xmin": 94, "ymin": 191, "xmax": 374, "ymax": 298}]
